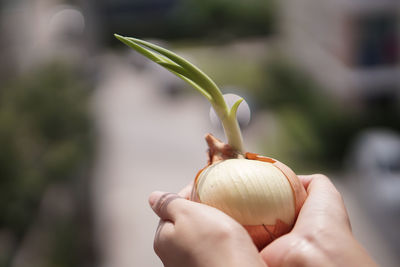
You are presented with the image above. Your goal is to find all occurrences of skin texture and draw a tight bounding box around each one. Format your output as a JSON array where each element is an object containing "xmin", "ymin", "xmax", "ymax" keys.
[
  {"xmin": 149, "ymin": 174, "xmax": 378, "ymax": 267},
  {"xmin": 149, "ymin": 190, "xmax": 265, "ymax": 267}
]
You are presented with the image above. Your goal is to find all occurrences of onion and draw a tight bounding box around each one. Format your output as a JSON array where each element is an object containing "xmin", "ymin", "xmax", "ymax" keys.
[
  {"xmin": 115, "ymin": 34, "xmax": 308, "ymax": 250},
  {"xmin": 191, "ymin": 134, "xmax": 307, "ymax": 249}
]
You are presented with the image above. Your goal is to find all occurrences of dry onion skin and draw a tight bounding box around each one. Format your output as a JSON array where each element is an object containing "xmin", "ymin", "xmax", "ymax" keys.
[{"xmin": 115, "ymin": 34, "xmax": 307, "ymax": 249}]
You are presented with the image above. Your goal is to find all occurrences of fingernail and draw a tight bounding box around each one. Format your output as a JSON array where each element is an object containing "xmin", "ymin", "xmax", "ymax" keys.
[{"xmin": 148, "ymin": 191, "xmax": 165, "ymax": 208}]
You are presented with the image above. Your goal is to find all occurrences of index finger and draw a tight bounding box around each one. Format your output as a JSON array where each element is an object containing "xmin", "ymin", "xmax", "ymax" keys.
[
  {"xmin": 297, "ymin": 174, "xmax": 315, "ymax": 190},
  {"xmin": 294, "ymin": 174, "xmax": 351, "ymax": 231}
]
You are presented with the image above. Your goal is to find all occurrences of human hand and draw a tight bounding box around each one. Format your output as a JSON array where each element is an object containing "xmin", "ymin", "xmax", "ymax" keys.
[
  {"xmin": 260, "ymin": 174, "xmax": 377, "ymax": 267},
  {"xmin": 149, "ymin": 175, "xmax": 377, "ymax": 267},
  {"xmin": 148, "ymin": 184, "xmax": 266, "ymax": 267}
]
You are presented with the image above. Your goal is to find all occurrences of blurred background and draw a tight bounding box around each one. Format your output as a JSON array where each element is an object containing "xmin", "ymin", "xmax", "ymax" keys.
[{"xmin": 0, "ymin": 0, "xmax": 399, "ymax": 266}]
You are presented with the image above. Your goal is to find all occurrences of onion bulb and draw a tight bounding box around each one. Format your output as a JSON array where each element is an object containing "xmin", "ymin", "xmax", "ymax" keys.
[
  {"xmin": 115, "ymin": 34, "xmax": 308, "ymax": 250},
  {"xmin": 191, "ymin": 134, "xmax": 307, "ymax": 249}
]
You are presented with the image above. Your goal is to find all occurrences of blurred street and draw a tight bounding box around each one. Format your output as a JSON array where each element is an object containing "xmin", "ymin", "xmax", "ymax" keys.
[{"xmin": 92, "ymin": 52, "xmax": 211, "ymax": 267}]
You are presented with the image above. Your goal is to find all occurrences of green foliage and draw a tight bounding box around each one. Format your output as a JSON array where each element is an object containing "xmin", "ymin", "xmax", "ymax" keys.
[
  {"xmin": 168, "ymin": 0, "xmax": 277, "ymax": 39},
  {"xmin": 0, "ymin": 62, "xmax": 93, "ymax": 265},
  {"xmin": 253, "ymin": 58, "xmax": 349, "ymax": 170},
  {"xmin": 254, "ymin": 57, "xmax": 400, "ymax": 171},
  {"xmin": 104, "ymin": 0, "xmax": 277, "ymax": 43}
]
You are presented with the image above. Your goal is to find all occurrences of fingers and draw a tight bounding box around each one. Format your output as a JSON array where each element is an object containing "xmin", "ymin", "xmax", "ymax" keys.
[
  {"xmin": 294, "ymin": 174, "xmax": 351, "ymax": 231},
  {"xmin": 298, "ymin": 174, "xmax": 340, "ymax": 199},
  {"xmin": 148, "ymin": 191, "xmax": 189, "ymax": 222},
  {"xmin": 178, "ymin": 182, "xmax": 193, "ymax": 199},
  {"xmin": 297, "ymin": 175, "xmax": 314, "ymax": 189},
  {"xmin": 154, "ymin": 219, "xmax": 175, "ymax": 256},
  {"xmin": 298, "ymin": 174, "xmax": 338, "ymax": 195}
]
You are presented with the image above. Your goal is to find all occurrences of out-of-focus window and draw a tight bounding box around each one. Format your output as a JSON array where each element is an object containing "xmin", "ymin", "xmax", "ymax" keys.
[{"xmin": 356, "ymin": 13, "xmax": 399, "ymax": 68}]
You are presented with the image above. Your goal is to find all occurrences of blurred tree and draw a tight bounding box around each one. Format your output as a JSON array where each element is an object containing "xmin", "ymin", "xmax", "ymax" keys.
[
  {"xmin": 168, "ymin": 0, "xmax": 277, "ymax": 39},
  {"xmin": 0, "ymin": 62, "xmax": 94, "ymax": 267},
  {"xmin": 96, "ymin": 0, "xmax": 277, "ymax": 44},
  {"xmin": 255, "ymin": 57, "xmax": 400, "ymax": 171}
]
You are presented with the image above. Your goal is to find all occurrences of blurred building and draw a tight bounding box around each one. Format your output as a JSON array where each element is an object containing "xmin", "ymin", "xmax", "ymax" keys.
[
  {"xmin": 0, "ymin": 0, "xmax": 88, "ymax": 76},
  {"xmin": 282, "ymin": 0, "xmax": 400, "ymax": 107},
  {"xmin": 0, "ymin": 1, "xmax": 96, "ymax": 267}
]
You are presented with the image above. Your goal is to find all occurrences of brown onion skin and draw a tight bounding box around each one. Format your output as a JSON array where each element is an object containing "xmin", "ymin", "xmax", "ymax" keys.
[{"xmin": 191, "ymin": 152, "xmax": 307, "ymax": 250}]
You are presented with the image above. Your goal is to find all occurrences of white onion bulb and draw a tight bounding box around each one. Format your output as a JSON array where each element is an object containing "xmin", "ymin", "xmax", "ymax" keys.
[
  {"xmin": 195, "ymin": 159, "xmax": 295, "ymax": 226},
  {"xmin": 190, "ymin": 136, "xmax": 307, "ymax": 249}
]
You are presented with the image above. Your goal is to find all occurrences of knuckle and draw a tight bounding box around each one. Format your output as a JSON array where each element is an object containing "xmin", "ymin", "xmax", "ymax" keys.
[
  {"xmin": 154, "ymin": 232, "xmax": 172, "ymax": 256},
  {"xmin": 208, "ymin": 221, "xmax": 241, "ymax": 241},
  {"xmin": 153, "ymin": 221, "xmax": 175, "ymax": 256},
  {"xmin": 280, "ymin": 234, "xmax": 315, "ymax": 266}
]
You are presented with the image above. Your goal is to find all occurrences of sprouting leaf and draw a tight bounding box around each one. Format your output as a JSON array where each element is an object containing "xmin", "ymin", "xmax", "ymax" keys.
[
  {"xmin": 114, "ymin": 34, "xmax": 245, "ymax": 152},
  {"xmin": 229, "ymin": 98, "xmax": 244, "ymax": 120},
  {"xmin": 114, "ymin": 34, "xmax": 215, "ymax": 101}
]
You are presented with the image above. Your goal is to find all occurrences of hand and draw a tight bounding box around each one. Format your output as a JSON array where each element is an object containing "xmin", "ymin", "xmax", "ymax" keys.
[
  {"xmin": 149, "ymin": 175, "xmax": 377, "ymax": 267},
  {"xmin": 148, "ymin": 184, "xmax": 266, "ymax": 267},
  {"xmin": 260, "ymin": 174, "xmax": 378, "ymax": 267}
]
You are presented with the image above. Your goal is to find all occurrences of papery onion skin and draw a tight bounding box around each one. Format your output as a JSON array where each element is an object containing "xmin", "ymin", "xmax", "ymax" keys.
[
  {"xmin": 193, "ymin": 159, "xmax": 296, "ymax": 226},
  {"xmin": 191, "ymin": 135, "xmax": 307, "ymax": 250}
]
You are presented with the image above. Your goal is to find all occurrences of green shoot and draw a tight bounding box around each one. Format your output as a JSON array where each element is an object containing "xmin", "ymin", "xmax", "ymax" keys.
[{"xmin": 114, "ymin": 34, "xmax": 244, "ymax": 153}]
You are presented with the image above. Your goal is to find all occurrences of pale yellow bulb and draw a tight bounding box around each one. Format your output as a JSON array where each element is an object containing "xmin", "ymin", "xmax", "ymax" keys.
[{"xmin": 195, "ymin": 159, "xmax": 296, "ymax": 226}]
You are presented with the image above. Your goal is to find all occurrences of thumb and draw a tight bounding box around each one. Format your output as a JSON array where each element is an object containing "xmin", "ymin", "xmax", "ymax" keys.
[{"xmin": 148, "ymin": 191, "xmax": 183, "ymax": 221}]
